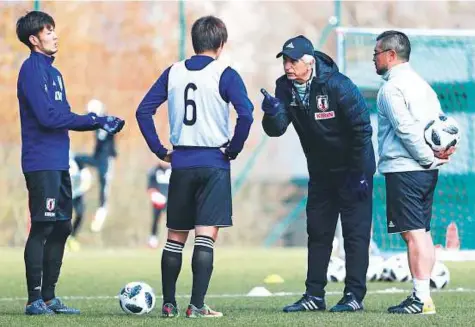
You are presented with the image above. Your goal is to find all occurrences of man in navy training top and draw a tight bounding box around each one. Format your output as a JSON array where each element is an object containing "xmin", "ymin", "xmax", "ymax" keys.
[
  {"xmin": 136, "ymin": 15, "xmax": 253, "ymax": 318},
  {"xmin": 16, "ymin": 11, "xmax": 124, "ymax": 315},
  {"xmin": 261, "ymin": 35, "xmax": 375, "ymax": 313}
]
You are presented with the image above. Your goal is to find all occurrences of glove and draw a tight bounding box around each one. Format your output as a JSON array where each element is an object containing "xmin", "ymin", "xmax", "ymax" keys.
[
  {"xmin": 346, "ymin": 172, "xmax": 369, "ymax": 201},
  {"xmin": 156, "ymin": 149, "xmax": 172, "ymax": 163},
  {"xmin": 220, "ymin": 147, "xmax": 238, "ymax": 160},
  {"xmin": 260, "ymin": 88, "xmax": 282, "ymax": 116},
  {"xmin": 91, "ymin": 114, "xmax": 125, "ymax": 134},
  {"xmin": 421, "ymin": 157, "xmax": 449, "ymax": 169}
]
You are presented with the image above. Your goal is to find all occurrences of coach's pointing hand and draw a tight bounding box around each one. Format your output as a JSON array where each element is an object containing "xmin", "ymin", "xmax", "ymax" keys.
[{"xmin": 261, "ymin": 88, "xmax": 282, "ymax": 116}]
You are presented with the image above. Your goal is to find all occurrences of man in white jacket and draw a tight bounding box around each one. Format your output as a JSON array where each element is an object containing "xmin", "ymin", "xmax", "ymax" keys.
[{"xmin": 374, "ymin": 30, "xmax": 455, "ymax": 315}]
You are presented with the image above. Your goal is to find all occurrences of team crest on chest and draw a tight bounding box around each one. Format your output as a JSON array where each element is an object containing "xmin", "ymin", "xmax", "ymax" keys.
[
  {"xmin": 46, "ymin": 198, "xmax": 56, "ymax": 211},
  {"xmin": 315, "ymin": 94, "xmax": 335, "ymax": 120},
  {"xmin": 316, "ymin": 95, "xmax": 329, "ymax": 111}
]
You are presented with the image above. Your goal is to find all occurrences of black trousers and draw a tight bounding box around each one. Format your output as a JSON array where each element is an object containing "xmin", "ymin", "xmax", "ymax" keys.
[{"xmin": 305, "ymin": 172, "xmax": 373, "ymax": 302}]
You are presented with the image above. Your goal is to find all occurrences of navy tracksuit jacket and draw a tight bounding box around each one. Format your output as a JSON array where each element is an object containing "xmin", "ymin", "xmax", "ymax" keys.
[
  {"xmin": 263, "ymin": 51, "xmax": 376, "ymax": 301},
  {"xmin": 17, "ymin": 51, "xmax": 97, "ymax": 173}
]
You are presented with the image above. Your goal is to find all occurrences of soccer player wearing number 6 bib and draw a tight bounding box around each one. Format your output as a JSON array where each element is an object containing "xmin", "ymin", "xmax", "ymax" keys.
[{"xmin": 136, "ymin": 16, "xmax": 253, "ymax": 318}]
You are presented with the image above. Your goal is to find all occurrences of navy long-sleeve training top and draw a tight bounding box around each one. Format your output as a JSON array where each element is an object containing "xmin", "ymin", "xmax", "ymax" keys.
[
  {"xmin": 17, "ymin": 51, "xmax": 98, "ymax": 173},
  {"xmin": 136, "ymin": 55, "xmax": 254, "ymax": 170}
]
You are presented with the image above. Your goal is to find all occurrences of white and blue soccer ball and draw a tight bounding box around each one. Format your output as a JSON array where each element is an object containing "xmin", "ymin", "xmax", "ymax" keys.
[
  {"xmin": 430, "ymin": 261, "xmax": 450, "ymax": 289},
  {"xmin": 379, "ymin": 254, "xmax": 410, "ymax": 282},
  {"xmin": 366, "ymin": 256, "xmax": 384, "ymax": 282},
  {"xmin": 327, "ymin": 256, "xmax": 346, "ymax": 282},
  {"xmin": 424, "ymin": 114, "xmax": 460, "ymax": 152},
  {"xmin": 389, "ymin": 254, "xmax": 412, "ymax": 283},
  {"xmin": 379, "ymin": 256, "xmax": 397, "ymax": 281},
  {"xmin": 119, "ymin": 282, "xmax": 156, "ymax": 315}
]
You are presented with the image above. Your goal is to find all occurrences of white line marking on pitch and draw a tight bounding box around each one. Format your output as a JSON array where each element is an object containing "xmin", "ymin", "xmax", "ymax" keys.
[{"xmin": 0, "ymin": 287, "xmax": 472, "ymax": 302}]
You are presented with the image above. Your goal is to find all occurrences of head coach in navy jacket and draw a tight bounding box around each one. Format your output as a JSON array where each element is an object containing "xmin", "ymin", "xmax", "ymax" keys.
[{"xmin": 261, "ymin": 35, "xmax": 376, "ymax": 313}]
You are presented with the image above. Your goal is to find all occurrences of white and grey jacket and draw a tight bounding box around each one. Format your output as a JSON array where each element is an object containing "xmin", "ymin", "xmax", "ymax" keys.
[{"xmin": 377, "ymin": 63, "xmax": 442, "ymax": 174}]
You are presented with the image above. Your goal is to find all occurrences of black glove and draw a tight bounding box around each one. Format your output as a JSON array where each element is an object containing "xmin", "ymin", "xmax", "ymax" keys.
[
  {"xmin": 221, "ymin": 147, "xmax": 238, "ymax": 161},
  {"xmin": 260, "ymin": 88, "xmax": 282, "ymax": 116},
  {"xmin": 346, "ymin": 172, "xmax": 369, "ymax": 201},
  {"xmin": 91, "ymin": 114, "xmax": 125, "ymax": 134}
]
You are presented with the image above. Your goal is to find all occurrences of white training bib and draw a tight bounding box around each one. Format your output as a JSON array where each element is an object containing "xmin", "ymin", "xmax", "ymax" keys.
[{"xmin": 167, "ymin": 60, "xmax": 230, "ymax": 147}]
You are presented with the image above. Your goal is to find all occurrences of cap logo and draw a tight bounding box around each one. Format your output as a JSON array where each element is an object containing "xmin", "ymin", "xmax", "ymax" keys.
[{"xmin": 286, "ymin": 42, "xmax": 294, "ymax": 49}]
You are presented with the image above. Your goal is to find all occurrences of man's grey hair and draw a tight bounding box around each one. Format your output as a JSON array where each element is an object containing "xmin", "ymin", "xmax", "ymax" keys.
[
  {"xmin": 376, "ymin": 30, "xmax": 411, "ymax": 62},
  {"xmin": 301, "ymin": 54, "xmax": 315, "ymax": 65}
]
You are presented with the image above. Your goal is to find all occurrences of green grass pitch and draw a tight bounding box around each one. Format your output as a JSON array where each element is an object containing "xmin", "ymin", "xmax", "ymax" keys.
[{"xmin": 1, "ymin": 248, "xmax": 474, "ymax": 326}]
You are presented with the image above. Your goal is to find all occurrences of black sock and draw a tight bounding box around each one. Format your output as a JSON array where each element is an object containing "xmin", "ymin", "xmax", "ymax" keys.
[
  {"xmin": 190, "ymin": 235, "xmax": 214, "ymax": 308},
  {"xmin": 41, "ymin": 220, "xmax": 72, "ymax": 302},
  {"xmin": 161, "ymin": 240, "xmax": 184, "ymax": 306},
  {"xmin": 24, "ymin": 222, "xmax": 55, "ymax": 304}
]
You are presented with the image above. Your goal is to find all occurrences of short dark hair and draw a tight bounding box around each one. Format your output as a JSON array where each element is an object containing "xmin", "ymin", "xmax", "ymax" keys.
[
  {"xmin": 16, "ymin": 11, "xmax": 55, "ymax": 49},
  {"xmin": 191, "ymin": 16, "xmax": 228, "ymax": 54},
  {"xmin": 376, "ymin": 30, "xmax": 411, "ymax": 61}
]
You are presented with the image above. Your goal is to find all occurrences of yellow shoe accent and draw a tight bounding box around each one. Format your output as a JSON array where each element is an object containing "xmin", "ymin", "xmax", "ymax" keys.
[{"xmin": 422, "ymin": 298, "xmax": 436, "ymax": 315}]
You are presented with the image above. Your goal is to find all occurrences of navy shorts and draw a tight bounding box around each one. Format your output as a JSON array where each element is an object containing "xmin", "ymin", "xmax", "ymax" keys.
[
  {"xmin": 166, "ymin": 167, "xmax": 232, "ymax": 231},
  {"xmin": 385, "ymin": 170, "xmax": 438, "ymax": 234},
  {"xmin": 24, "ymin": 170, "xmax": 73, "ymax": 222}
]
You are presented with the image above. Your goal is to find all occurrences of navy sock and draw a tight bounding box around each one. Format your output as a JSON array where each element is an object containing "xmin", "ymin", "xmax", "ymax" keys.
[
  {"xmin": 24, "ymin": 222, "xmax": 54, "ymax": 304},
  {"xmin": 42, "ymin": 220, "xmax": 72, "ymax": 302},
  {"xmin": 190, "ymin": 235, "xmax": 215, "ymax": 308},
  {"xmin": 161, "ymin": 240, "xmax": 184, "ymax": 306}
]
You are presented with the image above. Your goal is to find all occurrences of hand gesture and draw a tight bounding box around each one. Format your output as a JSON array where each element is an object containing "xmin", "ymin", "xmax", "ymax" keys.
[
  {"xmin": 163, "ymin": 149, "xmax": 173, "ymax": 163},
  {"xmin": 93, "ymin": 115, "xmax": 125, "ymax": 134},
  {"xmin": 261, "ymin": 88, "xmax": 281, "ymax": 115},
  {"xmin": 220, "ymin": 147, "xmax": 238, "ymax": 161}
]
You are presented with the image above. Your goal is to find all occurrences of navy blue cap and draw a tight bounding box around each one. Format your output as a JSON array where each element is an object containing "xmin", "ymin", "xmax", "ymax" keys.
[{"xmin": 276, "ymin": 35, "xmax": 314, "ymax": 60}]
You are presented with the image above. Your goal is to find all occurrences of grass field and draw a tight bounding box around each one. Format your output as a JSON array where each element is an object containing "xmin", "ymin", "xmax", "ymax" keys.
[{"xmin": 1, "ymin": 247, "xmax": 474, "ymax": 326}]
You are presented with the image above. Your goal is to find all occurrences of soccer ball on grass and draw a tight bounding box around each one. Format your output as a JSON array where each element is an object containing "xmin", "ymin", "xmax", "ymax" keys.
[
  {"xmin": 119, "ymin": 282, "xmax": 156, "ymax": 315},
  {"xmin": 430, "ymin": 261, "xmax": 450, "ymax": 289}
]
